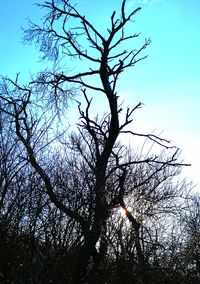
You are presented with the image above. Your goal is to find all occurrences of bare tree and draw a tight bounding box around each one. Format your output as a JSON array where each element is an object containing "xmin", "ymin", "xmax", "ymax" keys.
[{"xmin": 0, "ymin": 1, "xmax": 190, "ymax": 283}]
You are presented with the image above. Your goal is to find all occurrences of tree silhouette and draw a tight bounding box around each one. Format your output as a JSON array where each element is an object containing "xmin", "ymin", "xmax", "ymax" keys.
[{"xmin": 0, "ymin": 1, "xmax": 192, "ymax": 283}]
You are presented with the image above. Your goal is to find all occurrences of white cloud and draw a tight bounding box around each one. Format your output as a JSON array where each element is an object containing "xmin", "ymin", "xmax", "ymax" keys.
[
  {"xmin": 139, "ymin": 0, "xmax": 149, "ymax": 4},
  {"xmin": 127, "ymin": 0, "xmax": 164, "ymax": 6}
]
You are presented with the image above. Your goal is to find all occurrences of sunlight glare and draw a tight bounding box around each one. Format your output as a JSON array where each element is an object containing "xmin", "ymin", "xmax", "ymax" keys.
[{"xmin": 119, "ymin": 206, "xmax": 132, "ymax": 216}]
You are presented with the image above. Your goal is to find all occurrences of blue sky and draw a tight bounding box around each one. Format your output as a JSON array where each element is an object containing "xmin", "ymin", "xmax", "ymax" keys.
[{"xmin": 0, "ymin": 0, "xmax": 199, "ymax": 187}]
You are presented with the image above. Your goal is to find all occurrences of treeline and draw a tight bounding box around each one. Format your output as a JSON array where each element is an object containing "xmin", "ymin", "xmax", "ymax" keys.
[{"xmin": 0, "ymin": 123, "xmax": 199, "ymax": 283}]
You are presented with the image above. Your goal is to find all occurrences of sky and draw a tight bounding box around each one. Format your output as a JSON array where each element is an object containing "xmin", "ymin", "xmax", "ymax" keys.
[{"xmin": 0, "ymin": 0, "xmax": 199, "ymax": 188}]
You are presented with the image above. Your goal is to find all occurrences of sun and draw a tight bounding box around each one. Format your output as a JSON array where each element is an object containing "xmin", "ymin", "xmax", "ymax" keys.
[{"xmin": 119, "ymin": 206, "xmax": 132, "ymax": 216}]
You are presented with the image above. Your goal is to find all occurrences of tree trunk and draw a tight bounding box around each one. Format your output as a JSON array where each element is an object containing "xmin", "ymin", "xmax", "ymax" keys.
[{"xmin": 73, "ymin": 223, "xmax": 102, "ymax": 284}]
